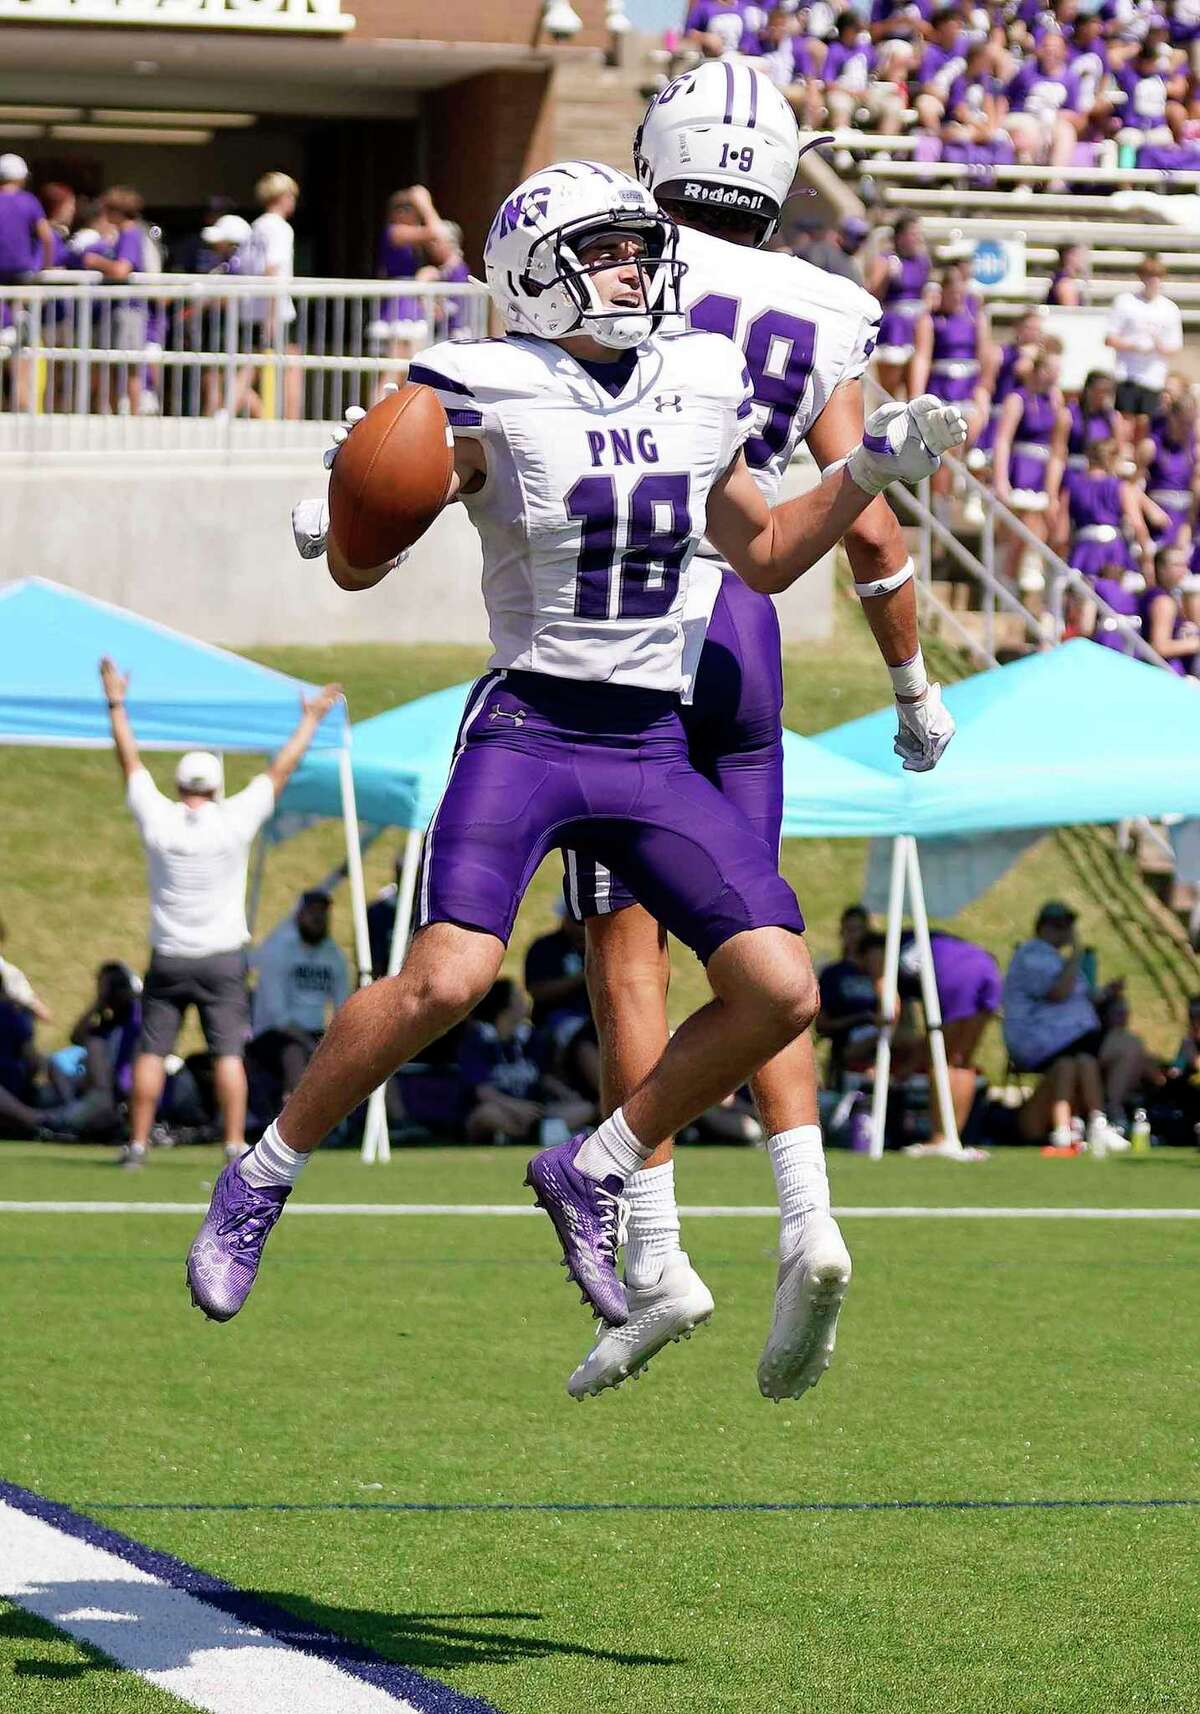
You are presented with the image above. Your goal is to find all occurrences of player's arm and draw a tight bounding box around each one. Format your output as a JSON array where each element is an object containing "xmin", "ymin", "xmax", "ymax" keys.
[
  {"xmin": 805, "ymin": 379, "xmax": 920, "ymax": 670},
  {"xmin": 324, "ymin": 438, "xmax": 485, "ymax": 591},
  {"xmin": 98, "ymin": 657, "xmax": 141, "ymax": 781},
  {"xmin": 708, "ymin": 395, "xmax": 965, "ymax": 597}
]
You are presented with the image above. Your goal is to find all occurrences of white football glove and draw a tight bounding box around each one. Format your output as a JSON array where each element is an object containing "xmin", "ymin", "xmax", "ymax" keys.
[
  {"xmin": 290, "ymin": 495, "xmax": 410, "ymax": 572},
  {"xmin": 322, "ymin": 383, "xmax": 398, "ymax": 470},
  {"xmin": 848, "ymin": 396, "xmax": 968, "ymax": 496},
  {"xmin": 894, "ymin": 681, "xmax": 956, "ymax": 772}
]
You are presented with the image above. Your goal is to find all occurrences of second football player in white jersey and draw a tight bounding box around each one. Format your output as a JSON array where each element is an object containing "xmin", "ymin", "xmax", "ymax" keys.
[{"xmin": 564, "ymin": 63, "xmax": 958, "ymax": 1402}]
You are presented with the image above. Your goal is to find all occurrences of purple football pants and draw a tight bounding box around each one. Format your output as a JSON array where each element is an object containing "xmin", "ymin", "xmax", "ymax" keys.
[
  {"xmin": 416, "ymin": 655, "xmax": 802, "ymax": 967},
  {"xmin": 564, "ymin": 569, "xmax": 786, "ymax": 923}
]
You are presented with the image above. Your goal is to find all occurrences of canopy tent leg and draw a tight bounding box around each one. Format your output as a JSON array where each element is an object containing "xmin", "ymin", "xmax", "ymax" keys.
[
  {"xmin": 869, "ymin": 834, "xmax": 907, "ymax": 1159},
  {"xmin": 338, "ymin": 745, "xmax": 372, "ymax": 989},
  {"xmin": 905, "ymin": 837, "xmax": 961, "ymax": 1153},
  {"xmin": 245, "ymin": 832, "xmax": 268, "ymax": 936},
  {"xmin": 361, "ymin": 828, "xmax": 424, "ymax": 1165}
]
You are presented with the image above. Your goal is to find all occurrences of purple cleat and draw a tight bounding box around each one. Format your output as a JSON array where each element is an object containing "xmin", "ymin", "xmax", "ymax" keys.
[
  {"xmin": 186, "ymin": 1161, "xmax": 291, "ymax": 1323},
  {"xmin": 525, "ymin": 1135, "xmax": 629, "ymax": 1327}
]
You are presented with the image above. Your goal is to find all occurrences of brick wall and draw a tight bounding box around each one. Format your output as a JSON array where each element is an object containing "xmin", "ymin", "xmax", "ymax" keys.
[
  {"xmin": 350, "ymin": 0, "xmax": 610, "ymax": 50},
  {"xmin": 425, "ymin": 66, "xmax": 558, "ymax": 272}
]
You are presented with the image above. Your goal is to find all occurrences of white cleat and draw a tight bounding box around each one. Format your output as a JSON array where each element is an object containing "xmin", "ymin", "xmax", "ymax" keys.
[
  {"xmin": 757, "ymin": 1214, "xmax": 852, "ymax": 1403},
  {"xmin": 566, "ymin": 1252, "xmax": 714, "ymax": 1399}
]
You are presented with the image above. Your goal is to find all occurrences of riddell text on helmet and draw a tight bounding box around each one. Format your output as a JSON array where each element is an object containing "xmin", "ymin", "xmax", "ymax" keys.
[{"xmin": 680, "ymin": 183, "xmax": 767, "ymax": 211}]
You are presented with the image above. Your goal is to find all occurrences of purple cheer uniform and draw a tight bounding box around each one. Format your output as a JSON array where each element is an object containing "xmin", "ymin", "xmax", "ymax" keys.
[
  {"xmin": 1140, "ymin": 586, "xmax": 1198, "ymax": 676},
  {"xmin": 877, "ymin": 250, "xmax": 930, "ymax": 364},
  {"xmin": 1066, "ymin": 398, "xmax": 1117, "ymax": 469},
  {"xmin": 1064, "ymin": 467, "xmax": 1132, "ymax": 577},
  {"xmin": 1007, "ymin": 384, "xmax": 1057, "ymax": 498},
  {"xmin": 927, "ymin": 299, "xmax": 980, "ymax": 405},
  {"xmin": 374, "ymin": 229, "xmax": 427, "ymax": 335},
  {"xmin": 1145, "ymin": 418, "xmax": 1196, "ymax": 548}
]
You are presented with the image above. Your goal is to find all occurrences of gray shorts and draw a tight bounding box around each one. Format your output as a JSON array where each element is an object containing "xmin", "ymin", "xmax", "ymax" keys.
[{"xmin": 139, "ymin": 950, "xmax": 250, "ymax": 1059}]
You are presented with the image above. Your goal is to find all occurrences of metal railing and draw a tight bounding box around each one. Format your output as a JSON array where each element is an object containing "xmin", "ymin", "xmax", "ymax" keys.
[{"xmin": 0, "ymin": 274, "xmax": 491, "ymax": 460}]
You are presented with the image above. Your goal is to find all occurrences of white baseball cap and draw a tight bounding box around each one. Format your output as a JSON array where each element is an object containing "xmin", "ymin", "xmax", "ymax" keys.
[
  {"xmin": 0, "ymin": 153, "xmax": 29, "ymax": 184},
  {"xmin": 175, "ymin": 751, "xmax": 224, "ymax": 798},
  {"xmin": 201, "ymin": 213, "xmax": 251, "ymax": 247}
]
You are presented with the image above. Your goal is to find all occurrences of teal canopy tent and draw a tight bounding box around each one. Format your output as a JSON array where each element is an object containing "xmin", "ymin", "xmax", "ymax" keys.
[
  {"xmin": 0, "ymin": 576, "xmax": 372, "ymax": 987},
  {"xmin": 808, "ymin": 641, "xmax": 1200, "ymax": 1155}
]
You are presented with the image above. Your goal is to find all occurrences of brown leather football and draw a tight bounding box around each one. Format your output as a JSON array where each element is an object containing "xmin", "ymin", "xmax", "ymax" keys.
[{"xmin": 328, "ymin": 383, "xmax": 455, "ymax": 571}]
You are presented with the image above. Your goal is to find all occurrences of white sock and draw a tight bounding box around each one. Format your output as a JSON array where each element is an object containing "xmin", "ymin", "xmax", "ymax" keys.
[
  {"xmin": 573, "ymin": 1106, "xmax": 649, "ymax": 1183},
  {"xmin": 767, "ymin": 1125, "xmax": 830, "ymax": 1257},
  {"xmin": 623, "ymin": 1161, "xmax": 682, "ymax": 1289},
  {"xmin": 238, "ymin": 1121, "xmax": 310, "ymax": 1189}
]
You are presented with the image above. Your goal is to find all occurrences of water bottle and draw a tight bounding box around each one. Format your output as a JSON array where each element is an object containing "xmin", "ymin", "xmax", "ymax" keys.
[{"xmin": 1131, "ymin": 1109, "xmax": 1152, "ymax": 1154}]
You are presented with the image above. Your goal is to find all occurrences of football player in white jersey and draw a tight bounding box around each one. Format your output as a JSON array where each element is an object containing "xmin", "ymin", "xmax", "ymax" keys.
[
  {"xmin": 564, "ymin": 64, "xmax": 957, "ymax": 1403},
  {"xmin": 187, "ymin": 161, "xmax": 964, "ymax": 1335}
]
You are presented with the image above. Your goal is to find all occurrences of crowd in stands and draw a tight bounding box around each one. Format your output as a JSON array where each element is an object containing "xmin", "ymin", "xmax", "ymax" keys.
[
  {"xmin": 676, "ymin": 0, "xmax": 1200, "ymax": 178},
  {"xmin": 0, "ymin": 156, "xmax": 469, "ymax": 417}
]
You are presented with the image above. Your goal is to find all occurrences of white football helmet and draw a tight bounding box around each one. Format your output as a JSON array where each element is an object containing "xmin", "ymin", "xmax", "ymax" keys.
[
  {"xmin": 483, "ymin": 161, "xmax": 683, "ymax": 350},
  {"xmin": 634, "ymin": 61, "xmax": 805, "ymax": 246}
]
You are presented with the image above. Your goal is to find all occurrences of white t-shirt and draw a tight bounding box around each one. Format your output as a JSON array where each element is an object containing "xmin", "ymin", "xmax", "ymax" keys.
[
  {"xmin": 243, "ymin": 210, "xmax": 296, "ymax": 326},
  {"xmin": 127, "ymin": 768, "xmax": 276, "ymax": 959},
  {"xmin": 249, "ymin": 917, "xmax": 349, "ymax": 1035},
  {"xmin": 1107, "ymin": 290, "xmax": 1183, "ymax": 391},
  {"xmin": 0, "ymin": 956, "xmax": 37, "ymax": 1010}
]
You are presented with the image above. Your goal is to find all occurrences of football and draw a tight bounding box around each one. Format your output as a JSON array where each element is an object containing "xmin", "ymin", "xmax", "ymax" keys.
[{"xmin": 327, "ymin": 383, "xmax": 455, "ymax": 571}]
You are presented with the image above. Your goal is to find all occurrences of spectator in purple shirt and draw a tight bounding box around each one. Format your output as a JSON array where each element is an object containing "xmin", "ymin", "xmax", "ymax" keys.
[
  {"xmin": 758, "ymin": 5, "xmax": 827, "ymax": 122},
  {"xmin": 1003, "ymin": 32, "xmax": 1090, "ymax": 171},
  {"xmin": 370, "ymin": 184, "xmax": 456, "ymax": 379},
  {"xmin": 684, "ymin": 0, "xmax": 764, "ymax": 58},
  {"xmin": 823, "ymin": 11, "xmax": 910, "ymax": 132},
  {"xmin": 0, "ymin": 154, "xmax": 52, "ymax": 283},
  {"xmin": 913, "ymin": 7, "xmax": 969, "ymax": 133},
  {"xmin": 78, "ymin": 186, "xmax": 153, "ymax": 414},
  {"xmin": 943, "ymin": 43, "xmax": 1012, "ymax": 162}
]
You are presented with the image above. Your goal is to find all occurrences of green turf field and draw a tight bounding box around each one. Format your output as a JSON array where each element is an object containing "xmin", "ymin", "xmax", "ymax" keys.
[{"xmin": 3, "ymin": 1142, "xmax": 1199, "ymax": 1713}]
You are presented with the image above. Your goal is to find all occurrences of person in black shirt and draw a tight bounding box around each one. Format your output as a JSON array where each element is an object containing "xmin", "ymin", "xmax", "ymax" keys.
[{"xmin": 523, "ymin": 909, "xmax": 600, "ymax": 1100}]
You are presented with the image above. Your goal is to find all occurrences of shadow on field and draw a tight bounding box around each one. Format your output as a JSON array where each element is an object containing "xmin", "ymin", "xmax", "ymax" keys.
[
  {"xmin": 259, "ymin": 1591, "xmax": 682, "ymax": 1671},
  {"xmin": 2, "ymin": 1602, "xmax": 118, "ymax": 1681}
]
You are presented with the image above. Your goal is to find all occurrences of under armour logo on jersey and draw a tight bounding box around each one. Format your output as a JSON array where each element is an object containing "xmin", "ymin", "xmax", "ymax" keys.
[
  {"xmin": 654, "ymin": 393, "xmax": 683, "ymax": 413},
  {"xmin": 489, "ymin": 705, "xmax": 526, "ymax": 727}
]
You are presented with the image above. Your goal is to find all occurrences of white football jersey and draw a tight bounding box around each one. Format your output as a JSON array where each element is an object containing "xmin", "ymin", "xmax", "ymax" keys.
[
  {"xmin": 670, "ymin": 225, "xmax": 882, "ymax": 694},
  {"xmin": 410, "ymin": 331, "xmax": 752, "ymax": 694}
]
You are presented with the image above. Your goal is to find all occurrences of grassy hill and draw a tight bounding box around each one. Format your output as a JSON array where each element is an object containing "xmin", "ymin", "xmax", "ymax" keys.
[{"xmin": 4, "ymin": 595, "xmax": 1194, "ymax": 1072}]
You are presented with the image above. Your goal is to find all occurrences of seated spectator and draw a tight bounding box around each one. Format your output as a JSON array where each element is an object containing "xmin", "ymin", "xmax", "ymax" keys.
[
  {"xmin": 0, "ymin": 913, "xmax": 51, "ymax": 1023},
  {"xmin": 1157, "ymin": 992, "xmax": 1200, "ymax": 1144},
  {"xmin": 898, "ymin": 928, "xmax": 1002, "ymax": 1156},
  {"xmin": 1045, "ymin": 242, "xmax": 1088, "ymax": 308},
  {"xmin": 913, "ymin": 7, "xmax": 969, "ymax": 135},
  {"xmin": 459, "ymin": 979, "xmax": 593, "ymax": 1146},
  {"xmin": 1002, "ymin": 900, "xmax": 1132, "ymax": 1151},
  {"xmin": 816, "ymin": 909, "xmax": 890, "ymax": 1083},
  {"xmin": 684, "ymin": 0, "xmax": 763, "ymax": 59},
  {"xmin": 1003, "ymin": 31, "xmax": 1090, "ymax": 174},
  {"xmin": 1106, "ymin": 255, "xmax": 1182, "ymax": 437},
  {"xmin": 247, "ymin": 889, "xmax": 349, "ymax": 1100},
  {"xmin": 523, "ymin": 907, "xmax": 599, "ymax": 1101},
  {"xmin": 942, "ymin": 42, "xmax": 1013, "ymax": 168},
  {"xmin": 0, "ymin": 991, "xmax": 42, "ymax": 1137},
  {"xmin": 757, "ymin": 6, "xmax": 827, "ymax": 124},
  {"xmin": 1141, "ymin": 545, "xmax": 1200, "ymax": 674},
  {"xmin": 822, "ymin": 12, "xmax": 911, "ymax": 136},
  {"xmin": 45, "ymin": 962, "xmax": 142, "ymax": 1138}
]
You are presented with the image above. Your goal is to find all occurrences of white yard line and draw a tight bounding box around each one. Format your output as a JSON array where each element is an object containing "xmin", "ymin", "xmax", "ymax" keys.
[
  {"xmin": 0, "ymin": 1200, "xmax": 1198, "ymax": 1219},
  {"xmin": 0, "ymin": 1501, "xmax": 435, "ymax": 1714}
]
